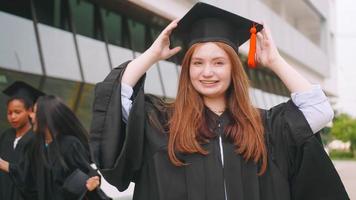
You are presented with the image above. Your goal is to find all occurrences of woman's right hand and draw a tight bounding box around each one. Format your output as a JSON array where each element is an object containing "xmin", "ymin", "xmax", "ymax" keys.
[
  {"xmin": 122, "ymin": 19, "xmax": 181, "ymax": 87},
  {"xmin": 147, "ymin": 19, "xmax": 182, "ymax": 62}
]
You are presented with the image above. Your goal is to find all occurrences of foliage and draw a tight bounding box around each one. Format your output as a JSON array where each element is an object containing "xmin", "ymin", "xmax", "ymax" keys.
[
  {"xmin": 320, "ymin": 127, "xmax": 333, "ymax": 145},
  {"xmin": 329, "ymin": 150, "xmax": 354, "ymax": 160},
  {"xmin": 330, "ymin": 113, "xmax": 356, "ymax": 152}
]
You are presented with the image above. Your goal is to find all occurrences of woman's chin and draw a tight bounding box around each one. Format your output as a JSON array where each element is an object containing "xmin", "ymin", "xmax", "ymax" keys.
[{"xmin": 199, "ymin": 91, "xmax": 224, "ymax": 99}]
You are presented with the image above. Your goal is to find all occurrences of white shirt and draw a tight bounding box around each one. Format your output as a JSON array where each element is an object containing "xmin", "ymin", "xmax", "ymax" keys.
[{"xmin": 13, "ymin": 136, "xmax": 22, "ymax": 149}]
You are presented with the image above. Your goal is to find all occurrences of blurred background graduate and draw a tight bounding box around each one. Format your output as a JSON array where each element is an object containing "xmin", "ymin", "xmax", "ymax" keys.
[
  {"xmin": 0, "ymin": 95, "xmax": 109, "ymax": 200},
  {"xmin": 0, "ymin": 81, "xmax": 43, "ymax": 200}
]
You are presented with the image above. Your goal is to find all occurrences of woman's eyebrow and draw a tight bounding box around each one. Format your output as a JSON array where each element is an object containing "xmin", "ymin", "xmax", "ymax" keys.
[
  {"xmin": 191, "ymin": 57, "xmax": 203, "ymax": 60},
  {"xmin": 212, "ymin": 57, "xmax": 227, "ymax": 60},
  {"xmin": 191, "ymin": 56, "xmax": 227, "ymax": 60}
]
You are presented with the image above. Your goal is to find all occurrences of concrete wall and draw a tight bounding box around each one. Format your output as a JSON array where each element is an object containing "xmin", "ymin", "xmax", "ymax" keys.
[{"xmin": 335, "ymin": 0, "xmax": 356, "ymax": 117}]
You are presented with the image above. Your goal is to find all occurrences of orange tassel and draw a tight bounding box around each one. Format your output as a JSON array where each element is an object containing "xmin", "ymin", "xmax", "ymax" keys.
[{"xmin": 248, "ymin": 25, "xmax": 257, "ymax": 68}]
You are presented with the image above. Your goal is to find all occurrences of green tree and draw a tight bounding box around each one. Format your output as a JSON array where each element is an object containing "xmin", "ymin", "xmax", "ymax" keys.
[{"xmin": 331, "ymin": 114, "xmax": 356, "ymax": 152}]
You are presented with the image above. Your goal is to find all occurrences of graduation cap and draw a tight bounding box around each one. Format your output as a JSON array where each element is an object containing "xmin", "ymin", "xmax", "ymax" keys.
[
  {"xmin": 2, "ymin": 81, "xmax": 44, "ymax": 106},
  {"xmin": 172, "ymin": 2, "xmax": 263, "ymax": 68}
]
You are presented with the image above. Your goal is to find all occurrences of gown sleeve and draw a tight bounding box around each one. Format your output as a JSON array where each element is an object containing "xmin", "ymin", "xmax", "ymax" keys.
[
  {"xmin": 8, "ymin": 147, "xmax": 37, "ymax": 199},
  {"xmin": 89, "ymin": 61, "xmax": 147, "ymax": 191},
  {"xmin": 61, "ymin": 138, "xmax": 109, "ymax": 200},
  {"xmin": 63, "ymin": 138, "xmax": 97, "ymax": 177},
  {"xmin": 265, "ymin": 100, "xmax": 349, "ymax": 200}
]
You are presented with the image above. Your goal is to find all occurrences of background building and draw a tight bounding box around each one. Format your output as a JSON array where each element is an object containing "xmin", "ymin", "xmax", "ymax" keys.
[
  {"xmin": 0, "ymin": 0, "xmax": 336, "ymax": 199},
  {"xmin": 334, "ymin": 0, "xmax": 356, "ymax": 117}
]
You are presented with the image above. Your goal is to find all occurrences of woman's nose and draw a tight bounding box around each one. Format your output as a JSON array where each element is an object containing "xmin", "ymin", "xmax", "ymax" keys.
[
  {"xmin": 10, "ymin": 113, "xmax": 17, "ymax": 119},
  {"xmin": 202, "ymin": 65, "xmax": 214, "ymax": 77}
]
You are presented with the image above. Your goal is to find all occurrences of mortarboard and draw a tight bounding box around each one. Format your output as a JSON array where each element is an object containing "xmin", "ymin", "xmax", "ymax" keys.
[
  {"xmin": 2, "ymin": 81, "xmax": 45, "ymax": 105},
  {"xmin": 172, "ymin": 2, "xmax": 263, "ymax": 67}
]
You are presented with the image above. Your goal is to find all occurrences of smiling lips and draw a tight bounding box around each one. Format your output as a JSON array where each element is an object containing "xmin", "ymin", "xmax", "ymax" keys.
[
  {"xmin": 10, "ymin": 121, "xmax": 18, "ymax": 126},
  {"xmin": 200, "ymin": 80, "xmax": 219, "ymax": 86}
]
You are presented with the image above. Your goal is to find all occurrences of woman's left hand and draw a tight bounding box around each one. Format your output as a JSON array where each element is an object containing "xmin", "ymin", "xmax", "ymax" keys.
[
  {"xmin": 255, "ymin": 23, "xmax": 283, "ymax": 69},
  {"xmin": 0, "ymin": 158, "xmax": 9, "ymax": 173},
  {"xmin": 86, "ymin": 176, "xmax": 100, "ymax": 191}
]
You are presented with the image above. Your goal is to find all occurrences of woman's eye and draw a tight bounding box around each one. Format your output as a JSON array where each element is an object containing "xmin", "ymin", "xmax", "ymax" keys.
[
  {"xmin": 192, "ymin": 61, "xmax": 202, "ymax": 65},
  {"xmin": 216, "ymin": 61, "xmax": 224, "ymax": 65}
]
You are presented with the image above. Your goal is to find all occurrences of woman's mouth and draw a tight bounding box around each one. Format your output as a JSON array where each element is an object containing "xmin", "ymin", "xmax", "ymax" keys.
[
  {"xmin": 10, "ymin": 122, "xmax": 19, "ymax": 127},
  {"xmin": 200, "ymin": 80, "xmax": 219, "ymax": 86}
]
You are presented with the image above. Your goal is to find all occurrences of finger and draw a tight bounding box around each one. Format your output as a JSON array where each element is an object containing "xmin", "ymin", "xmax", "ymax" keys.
[
  {"xmin": 256, "ymin": 32, "xmax": 264, "ymax": 50},
  {"xmin": 86, "ymin": 180, "xmax": 99, "ymax": 187},
  {"xmin": 261, "ymin": 24, "xmax": 272, "ymax": 41},
  {"xmin": 168, "ymin": 46, "xmax": 182, "ymax": 57},
  {"xmin": 162, "ymin": 19, "xmax": 179, "ymax": 36},
  {"xmin": 255, "ymin": 40, "xmax": 262, "ymax": 64},
  {"xmin": 86, "ymin": 183, "xmax": 94, "ymax": 191}
]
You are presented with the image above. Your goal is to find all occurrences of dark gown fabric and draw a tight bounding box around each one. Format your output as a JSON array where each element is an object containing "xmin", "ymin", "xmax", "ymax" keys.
[
  {"xmin": 90, "ymin": 62, "xmax": 349, "ymax": 200},
  {"xmin": 8, "ymin": 135, "xmax": 108, "ymax": 200},
  {"xmin": 0, "ymin": 128, "xmax": 35, "ymax": 200}
]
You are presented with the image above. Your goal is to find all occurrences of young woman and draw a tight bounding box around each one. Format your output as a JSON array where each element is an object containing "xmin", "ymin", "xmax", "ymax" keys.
[
  {"xmin": 0, "ymin": 95, "xmax": 107, "ymax": 200},
  {"xmin": 90, "ymin": 3, "xmax": 348, "ymax": 200},
  {"xmin": 0, "ymin": 81, "xmax": 41, "ymax": 200}
]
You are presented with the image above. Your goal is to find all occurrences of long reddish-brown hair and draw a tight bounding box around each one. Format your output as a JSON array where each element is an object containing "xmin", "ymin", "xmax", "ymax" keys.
[{"xmin": 168, "ymin": 42, "xmax": 267, "ymax": 174}]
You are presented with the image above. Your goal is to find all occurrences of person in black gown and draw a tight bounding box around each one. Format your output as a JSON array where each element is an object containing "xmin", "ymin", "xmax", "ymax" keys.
[
  {"xmin": 0, "ymin": 81, "xmax": 43, "ymax": 200},
  {"xmin": 90, "ymin": 3, "xmax": 349, "ymax": 200},
  {"xmin": 0, "ymin": 95, "xmax": 110, "ymax": 200}
]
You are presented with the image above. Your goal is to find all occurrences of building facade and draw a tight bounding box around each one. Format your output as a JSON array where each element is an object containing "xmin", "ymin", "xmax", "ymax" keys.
[
  {"xmin": 0, "ymin": 0, "xmax": 335, "ymax": 198},
  {"xmin": 334, "ymin": 0, "xmax": 356, "ymax": 117}
]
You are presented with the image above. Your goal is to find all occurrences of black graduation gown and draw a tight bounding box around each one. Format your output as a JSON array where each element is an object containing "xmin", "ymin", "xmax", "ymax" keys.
[
  {"xmin": 0, "ymin": 128, "xmax": 35, "ymax": 200},
  {"xmin": 90, "ymin": 62, "xmax": 349, "ymax": 200},
  {"xmin": 8, "ymin": 135, "xmax": 108, "ymax": 200}
]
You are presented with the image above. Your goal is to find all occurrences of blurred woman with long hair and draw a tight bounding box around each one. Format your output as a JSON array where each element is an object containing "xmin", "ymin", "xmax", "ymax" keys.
[{"xmin": 1, "ymin": 95, "xmax": 107, "ymax": 200}]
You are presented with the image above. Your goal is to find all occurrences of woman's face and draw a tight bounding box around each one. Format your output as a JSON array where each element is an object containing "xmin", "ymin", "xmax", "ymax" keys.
[
  {"xmin": 189, "ymin": 42, "xmax": 232, "ymax": 99},
  {"xmin": 7, "ymin": 99, "xmax": 31, "ymax": 130}
]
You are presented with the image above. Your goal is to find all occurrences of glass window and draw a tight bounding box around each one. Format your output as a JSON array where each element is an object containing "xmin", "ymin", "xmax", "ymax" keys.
[
  {"xmin": 0, "ymin": 68, "xmax": 95, "ymax": 131},
  {"xmin": 246, "ymin": 68, "xmax": 258, "ymax": 88},
  {"xmin": 34, "ymin": 0, "xmax": 71, "ymax": 31},
  {"xmin": 254, "ymin": 70, "xmax": 267, "ymax": 92},
  {"xmin": 75, "ymin": 84, "xmax": 95, "ymax": 128},
  {"xmin": 70, "ymin": 0, "xmax": 94, "ymax": 38},
  {"xmin": 128, "ymin": 19, "xmax": 145, "ymax": 52},
  {"xmin": 103, "ymin": 10, "xmax": 122, "ymax": 46},
  {"xmin": 0, "ymin": 0, "xmax": 32, "ymax": 20},
  {"xmin": 33, "ymin": 0, "xmax": 55, "ymax": 26}
]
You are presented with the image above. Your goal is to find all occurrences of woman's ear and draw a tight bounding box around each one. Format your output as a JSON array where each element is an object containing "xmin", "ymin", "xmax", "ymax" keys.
[{"xmin": 28, "ymin": 107, "xmax": 33, "ymax": 112}]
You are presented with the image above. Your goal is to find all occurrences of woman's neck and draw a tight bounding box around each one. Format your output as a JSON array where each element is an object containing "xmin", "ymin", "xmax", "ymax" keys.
[
  {"xmin": 203, "ymin": 96, "xmax": 226, "ymax": 115},
  {"xmin": 15, "ymin": 123, "xmax": 31, "ymax": 138}
]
